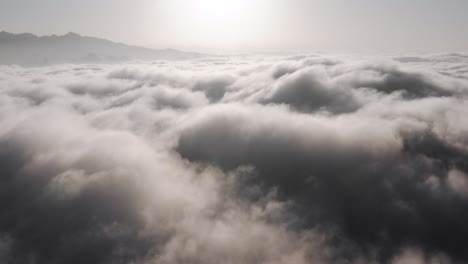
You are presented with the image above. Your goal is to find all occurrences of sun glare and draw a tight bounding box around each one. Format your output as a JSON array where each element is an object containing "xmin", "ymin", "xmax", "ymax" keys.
[
  {"xmin": 186, "ymin": 0, "xmax": 251, "ymax": 24},
  {"xmin": 167, "ymin": 0, "xmax": 267, "ymax": 48}
]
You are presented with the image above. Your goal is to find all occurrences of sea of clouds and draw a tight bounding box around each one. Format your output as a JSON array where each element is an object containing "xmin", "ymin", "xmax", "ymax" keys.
[{"xmin": 1, "ymin": 53, "xmax": 468, "ymax": 263}]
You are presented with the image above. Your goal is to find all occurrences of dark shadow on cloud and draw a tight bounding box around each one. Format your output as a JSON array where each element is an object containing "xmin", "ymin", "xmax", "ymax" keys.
[
  {"xmin": 262, "ymin": 68, "xmax": 361, "ymax": 114},
  {"xmin": 0, "ymin": 135, "xmax": 163, "ymax": 264},
  {"xmin": 394, "ymin": 56, "xmax": 433, "ymax": 63},
  {"xmin": 192, "ymin": 74, "xmax": 236, "ymax": 102},
  {"xmin": 67, "ymin": 81, "xmax": 144, "ymax": 98},
  {"xmin": 176, "ymin": 104, "xmax": 468, "ymax": 262},
  {"xmin": 346, "ymin": 65, "xmax": 458, "ymax": 99}
]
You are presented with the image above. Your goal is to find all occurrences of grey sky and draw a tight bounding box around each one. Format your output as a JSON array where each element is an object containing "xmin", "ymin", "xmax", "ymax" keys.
[{"xmin": 1, "ymin": 0, "xmax": 467, "ymax": 53}]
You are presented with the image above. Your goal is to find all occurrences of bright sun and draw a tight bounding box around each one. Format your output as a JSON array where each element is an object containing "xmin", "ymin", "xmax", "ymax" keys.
[
  {"xmin": 184, "ymin": 0, "xmax": 251, "ymax": 24},
  {"xmin": 167, "ymin": 0, "xmax": 267, "ymax": 48}
]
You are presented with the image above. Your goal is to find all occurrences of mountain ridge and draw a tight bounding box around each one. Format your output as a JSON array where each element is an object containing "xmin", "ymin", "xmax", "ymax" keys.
[{"xmin": 0, "ymin": 31, "xmax": 203, "ymax": 66}]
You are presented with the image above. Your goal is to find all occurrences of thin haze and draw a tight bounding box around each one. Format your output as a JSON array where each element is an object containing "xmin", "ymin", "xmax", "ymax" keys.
[{"xmin": 1, "ymin": 0, "xmax": 468, "ymax": 53}]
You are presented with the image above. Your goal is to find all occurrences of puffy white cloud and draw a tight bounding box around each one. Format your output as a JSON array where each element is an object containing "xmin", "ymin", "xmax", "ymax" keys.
[{"xmin": 1, "ymin": 54, "xmax": 468, "ymax": 263}]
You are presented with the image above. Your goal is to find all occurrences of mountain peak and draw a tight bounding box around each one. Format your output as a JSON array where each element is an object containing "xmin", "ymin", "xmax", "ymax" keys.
[{"xmin": 63, "ymin": 32, "xmax": 81, "ymax": 38}]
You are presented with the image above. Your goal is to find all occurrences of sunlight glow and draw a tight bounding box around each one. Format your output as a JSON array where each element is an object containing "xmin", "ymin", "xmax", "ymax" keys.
[
  {"xmin": 167, "ymin": 0, "xmax": 268, "ymax": 49},
  {"xmin": 185, "ymin": 0, "xmax": 251, "ymax": 24}
]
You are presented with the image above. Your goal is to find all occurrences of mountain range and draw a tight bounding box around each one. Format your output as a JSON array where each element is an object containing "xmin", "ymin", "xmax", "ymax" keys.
[{"xmin": 0, "ymin": 31, "xmax": 203, "ymax": 66}]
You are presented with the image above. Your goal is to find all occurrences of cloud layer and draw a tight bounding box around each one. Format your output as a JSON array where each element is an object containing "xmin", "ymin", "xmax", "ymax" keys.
[{"xmin": 1, "ymin": 54, "xmax": 468, "ymax": 263}]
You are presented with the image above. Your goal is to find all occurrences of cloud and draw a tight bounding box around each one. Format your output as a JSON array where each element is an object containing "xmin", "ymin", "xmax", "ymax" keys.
[
  {"xmin": 1, "ymin": 54, "xmax": 468, "ymax": 263},
  {"xmin": 260, "ymin": 66, "xmax": 361, "ymax": 113},
  {"xmin": 0, "ymin": 107, "xmax": 321, "ymax": 264}
]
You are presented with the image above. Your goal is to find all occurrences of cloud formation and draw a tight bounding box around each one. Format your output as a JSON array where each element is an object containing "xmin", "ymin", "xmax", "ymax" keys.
[{"xmin": 1, "ymin": 54, "xmax": 468, "ymax": 263}]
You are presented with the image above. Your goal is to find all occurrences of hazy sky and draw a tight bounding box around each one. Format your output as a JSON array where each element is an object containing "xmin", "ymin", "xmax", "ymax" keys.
[{"xmin": 1, "ymin": 0, "xmax": 468, "ymax": 53}]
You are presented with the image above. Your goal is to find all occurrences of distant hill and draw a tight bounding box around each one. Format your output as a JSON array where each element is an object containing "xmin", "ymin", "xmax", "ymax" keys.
[{"xmin": 0, "ymin": 31, "xmax": 203, "ymax": 66}]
